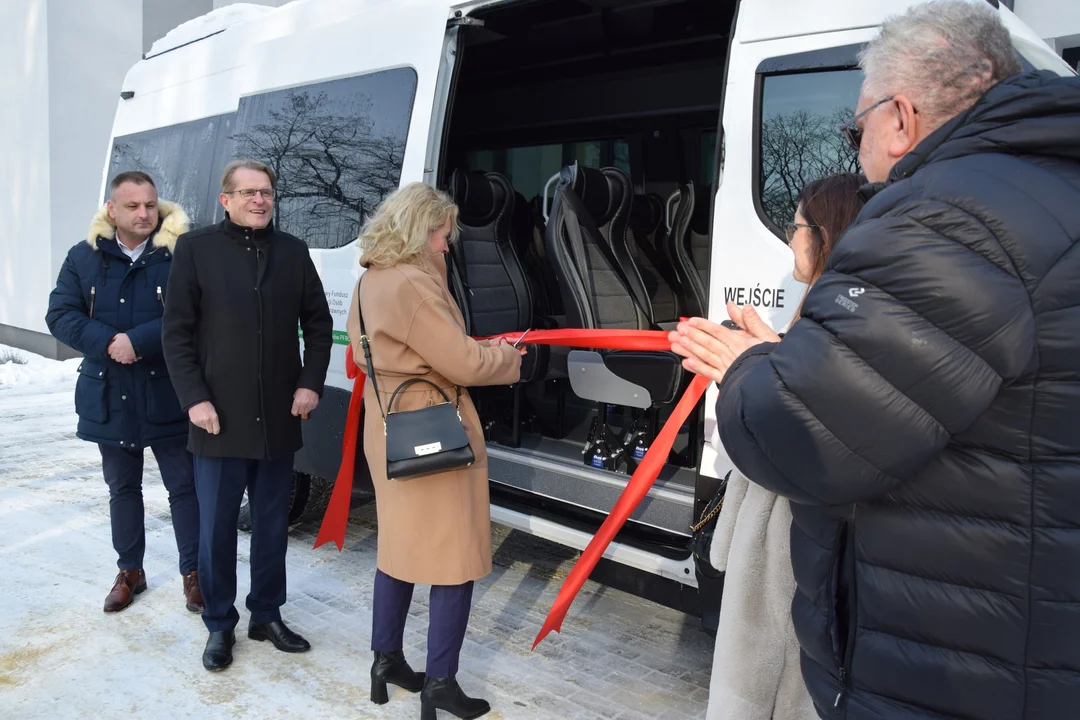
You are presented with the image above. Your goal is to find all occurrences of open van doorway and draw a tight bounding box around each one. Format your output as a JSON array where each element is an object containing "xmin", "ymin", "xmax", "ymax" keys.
[{"xmin": 436, "ymin": 0, "xmax": 734, "ymax": 619}]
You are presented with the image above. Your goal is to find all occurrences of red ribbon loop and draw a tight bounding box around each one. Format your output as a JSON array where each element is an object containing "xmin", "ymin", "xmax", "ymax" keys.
[{"xmin": 313, "ymin": 328, "xmax": 707, "ymax": 650}]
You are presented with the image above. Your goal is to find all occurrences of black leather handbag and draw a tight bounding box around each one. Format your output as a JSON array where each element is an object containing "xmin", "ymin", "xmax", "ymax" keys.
[{"xmin": 355, "ymin": 278, "xmax": 475, "ymax": 480}]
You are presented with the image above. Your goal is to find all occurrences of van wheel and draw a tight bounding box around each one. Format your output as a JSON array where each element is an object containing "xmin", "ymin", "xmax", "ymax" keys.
[{"xmin": 237, "ymin": 472, "xmax": 329, "ymax": 532}]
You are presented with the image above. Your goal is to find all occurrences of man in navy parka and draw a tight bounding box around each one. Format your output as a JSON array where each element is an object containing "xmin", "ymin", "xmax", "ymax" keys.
[{"xmin": 47, "ymin": 171, "xmax": 204, "ymax": 616}]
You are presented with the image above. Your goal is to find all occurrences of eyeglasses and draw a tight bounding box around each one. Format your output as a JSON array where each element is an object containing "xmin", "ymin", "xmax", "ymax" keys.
[
  {"xmin": 784, "ymin": 222, "xmax": 819, "ymax": 244},
  {"xmin": 225, "ymin": 188, "xmax": 276, "ymax": 200},
  {"xmin": 840, "ymin": 95, "xmax": 895, "ymax": 152}
]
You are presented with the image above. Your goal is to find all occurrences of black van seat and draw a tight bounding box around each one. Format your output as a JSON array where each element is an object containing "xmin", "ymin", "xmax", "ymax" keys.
[
  {"xmin": 547, "ymin": 162, "xmax": 682, "ymax": 407},
  {"xmin": 630, "ymin": 192, "xmax": 681, "ymax": 325},
  {"xmin": 512, "ymin": 191, "xmax": 561, "ymax": 329},
  {"xmin": 447, "ymin": 169, "xmax": 545, "ymax": 381},
  {"xmin": 690, "ymin": 185, "xmax": 712, "ymax": 294},
  {"xmin": 663, "ymin": 182, "xmax": 708, "ymax": 318}
]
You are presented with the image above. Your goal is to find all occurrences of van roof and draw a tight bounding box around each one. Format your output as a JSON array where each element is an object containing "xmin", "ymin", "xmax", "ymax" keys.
[{"xmin": 146, "ymin": 2, "xmax": 277, "ymax": 58}]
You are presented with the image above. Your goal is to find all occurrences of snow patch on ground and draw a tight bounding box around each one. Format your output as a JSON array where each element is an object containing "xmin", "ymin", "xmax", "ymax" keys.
[
  {"xmin": 147, "ymin": 3, "xmax": 279, "ymax": 56},
  {"xmin": 0, "ymin": 344, "xmax": 79, "ymax": 397}
]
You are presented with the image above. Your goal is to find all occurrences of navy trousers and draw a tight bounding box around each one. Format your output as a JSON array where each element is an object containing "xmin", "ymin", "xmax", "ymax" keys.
[
  {"xmin": 98, "ymin": 440, "xmax": 199, "ymax": 575},
  {"xmin": 371, "ymin": 568, "xmax": 474, "ymax": 678},
  {"xmin": 193, "ymin": 454, "xmax": 294, "ymax": 633}
]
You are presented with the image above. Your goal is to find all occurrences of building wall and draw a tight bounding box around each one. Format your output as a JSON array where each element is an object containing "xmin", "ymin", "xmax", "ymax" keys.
[
  {"xmin": 0, "ymin": 0, "xmax": 54, "ymax": 346},
  {"xmin": 213, "ymin": 0, "xmax": 291, "ymax": 9},
  {"xmin": 1014, "ymin": 0, "xmax": 1080, "ymax": 57},
  {"xmin": 145, "ymin": 0, "xmax": 212, "ymax": 55},
  {"xmin": 48, "ymin": 0, "xmax": 144, "ymax": 285}
]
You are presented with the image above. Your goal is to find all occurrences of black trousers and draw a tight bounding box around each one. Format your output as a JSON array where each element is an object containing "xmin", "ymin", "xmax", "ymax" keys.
[
  {"xmin": 193, "ymin": 454, "xmax": 294, "ymax": 632},
  {"xmin": 371, "ymin": 568, "xmax": 474, "ymax": 678},
  {"xmin": 98, "ymin": 440, "xmax": 199, "ymax": 575}
]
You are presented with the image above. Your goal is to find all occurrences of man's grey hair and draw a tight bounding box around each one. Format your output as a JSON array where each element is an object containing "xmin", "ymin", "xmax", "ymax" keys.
[
  {"xmin": 221, "ymin": 158, "xmax": 278, "ymax": 192},
  {"xmin": 859, "ymin": 0, "xmax": 1022, "ymax": 131}
]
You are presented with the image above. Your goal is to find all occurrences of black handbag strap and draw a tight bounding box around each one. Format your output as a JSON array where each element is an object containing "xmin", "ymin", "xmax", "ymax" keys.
[
  {"xmin": 388, "ymin": 378, "xmax": 453, "ymax": 412},
  {"xmin": 355, "ymin": 273, "xmax": 460, "ymax": 421}
]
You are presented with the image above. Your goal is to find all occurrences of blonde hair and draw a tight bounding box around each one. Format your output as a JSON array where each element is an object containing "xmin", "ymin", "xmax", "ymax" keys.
[{"xmin": 358, "ymin": 182, "xmax": 460, "ymax": 269}]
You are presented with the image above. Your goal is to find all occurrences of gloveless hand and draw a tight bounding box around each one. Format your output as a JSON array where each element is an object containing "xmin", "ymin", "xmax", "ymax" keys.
[
  {"xmin": 189, "ymin": 401, "xmax": 220, "ymax": 435},
  {"xmin": 108, "ymin": 333, "xmax": 138, "ymax": 364},
  {"xmin": 668, "ymin": 302, "xmax": 780, "ymax": 384},
  {"xmin": 292, "ymin": 388, "xmax": 319, "ymax": 417}
]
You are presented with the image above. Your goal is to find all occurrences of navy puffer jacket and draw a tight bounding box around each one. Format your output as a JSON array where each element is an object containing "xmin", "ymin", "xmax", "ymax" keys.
[
  {"xmin": 46, "ymin": 202, "xmax": 191, "ymax": 450},
  {"xmin": 717, "ymin": 70, "xmax": 1080, "ymax": 719}
]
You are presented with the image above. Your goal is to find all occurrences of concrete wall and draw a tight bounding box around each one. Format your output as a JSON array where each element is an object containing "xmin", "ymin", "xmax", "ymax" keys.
[
  {"xmin": 1014, "ymin": 0, "xmax": 1080, "ymax": 54},
  {"xmin": 145, "ymin": 0, "xmax": 211, "ymax": 55},
  {"xmin": 213, "ymin": 0, "xmax": 291, "ymax": 9},
  {"xmin": 0, "ymin": 1, "xmax": 54, "ymax": 342},
  {"xmin": 48, "ymin": 0, "xmax": 144, "ymax": 283}
]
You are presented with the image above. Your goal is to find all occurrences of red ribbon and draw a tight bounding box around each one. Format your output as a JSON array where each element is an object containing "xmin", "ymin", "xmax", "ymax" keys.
[
  {"xmin": 313, "ymin": 328, "xmax": 708, "ymax": 650},
  {"xmin": 313, "ymin": 348, "xmax": 365, "ymax": 551}
]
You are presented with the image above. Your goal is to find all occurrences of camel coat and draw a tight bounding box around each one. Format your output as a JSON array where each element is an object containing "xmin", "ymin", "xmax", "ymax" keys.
[{"xmin": 345, "ymin": 252, "xmax": 521, "ymax": 586}]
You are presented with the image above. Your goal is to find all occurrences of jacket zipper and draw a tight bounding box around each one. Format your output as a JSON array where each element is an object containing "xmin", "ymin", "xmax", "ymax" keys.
[
  {"xmin": 834, "ymin": 509, "xmax": 858, "ymax": 712},
  {"xmin": 89, "ymin": 286, "xmax": 96, "ymax": 319}
]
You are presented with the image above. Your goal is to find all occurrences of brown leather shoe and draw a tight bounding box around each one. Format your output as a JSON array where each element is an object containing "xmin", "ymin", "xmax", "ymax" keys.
[
  {"xmin": 183, "ymin": 570, "xmax": 205, "ymax": 613},
  {"xmin": 104, "ymin": 569, "xmax": 147, "ymax": 613}
]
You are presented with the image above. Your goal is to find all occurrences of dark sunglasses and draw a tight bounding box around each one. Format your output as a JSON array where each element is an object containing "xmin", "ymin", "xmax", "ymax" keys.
[
  {"xmin": 784, "ymin": 222, "xmax": 819, "ymax": 244},
  {"xmin": 840, "ymin": 95, "xmax": 895, "ymax": 152}
]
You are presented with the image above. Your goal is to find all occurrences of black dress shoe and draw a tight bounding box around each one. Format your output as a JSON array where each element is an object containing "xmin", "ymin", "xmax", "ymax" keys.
[
  {"xmin": 420, "ymin": 676, "xmax": 490, "ymax": 720},
  {"xmin": 247, "ymin": 619, "xmax": 311, "ymax": 653},
  {"xmin": 370, "ymin": 650, "xmax": 425, "ymax": 704},
  {"xmin": 202, "ymin": 630, "xmax": 235, "ymax": 671}
]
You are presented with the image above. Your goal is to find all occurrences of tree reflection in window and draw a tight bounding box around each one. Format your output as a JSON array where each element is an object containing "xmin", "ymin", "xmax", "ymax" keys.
[
  {"xmin": 108, "ymin": 115, "xmax": 231, "ymax": 227},
  {"xmin": 226, "ymin": 67, "xmax": 418, "ymax": 249},
  {"xmin": 758, "ymin": 70, "xmax": 863, "ymax": 232}
]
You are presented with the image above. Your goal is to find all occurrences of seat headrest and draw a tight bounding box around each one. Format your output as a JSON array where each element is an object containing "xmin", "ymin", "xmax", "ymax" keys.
[
  {"xmin": 561, "ymin": 162, "xmax": 616, "ymax": 224},
  {"xmin": 449, "ymin": 170, "xmax": 497, "ymax": 223}
]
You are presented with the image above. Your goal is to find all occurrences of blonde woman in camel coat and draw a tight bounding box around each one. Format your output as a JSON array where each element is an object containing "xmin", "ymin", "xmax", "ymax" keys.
[
  {"xmin": 345, "ymin": 182, "xmax": 522, "ymax": 720},
  {"xmin": 670, "ymin": 174, "xmax": 866, "ymax": 720}
]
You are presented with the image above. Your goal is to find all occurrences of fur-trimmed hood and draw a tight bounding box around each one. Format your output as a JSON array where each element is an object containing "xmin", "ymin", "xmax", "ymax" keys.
[{"xmin": 85, "ymin": 200, "xmax": 191, "ymax": 252}]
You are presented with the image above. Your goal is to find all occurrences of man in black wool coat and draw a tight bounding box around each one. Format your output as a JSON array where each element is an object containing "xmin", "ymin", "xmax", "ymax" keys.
[{"xmin": 163, "ymin": 158, "xmax": 333, "ymax": 672}]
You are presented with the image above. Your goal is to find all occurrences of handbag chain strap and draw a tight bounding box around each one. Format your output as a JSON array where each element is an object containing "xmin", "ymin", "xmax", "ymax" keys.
[
  {"xmin": 689, "ymin": 495, "xmax": 725, "ymax": 533},
  {"xmin": 355, "ymin": 273, "xmax": 461, "ymax": 423}
]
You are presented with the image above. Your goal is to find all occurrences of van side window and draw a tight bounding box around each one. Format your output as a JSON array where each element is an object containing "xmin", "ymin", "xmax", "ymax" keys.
[
  {"xmin": 108, "ymin": 114, "xmax": 234, "ymax": 227},
  {"xmin": 466, "ymin": 138, "xmax": 631, "ymax": 201},
  {"xmin": 756, "ymin": 69, "xmax": 862, "ymax": 234},
  {"xmin": 224, "ymin": 67, "xmax": 418, "ymax": 249}
]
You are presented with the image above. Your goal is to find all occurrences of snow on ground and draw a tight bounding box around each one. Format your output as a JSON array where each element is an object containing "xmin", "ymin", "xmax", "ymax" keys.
[
  {"xmin": 0, "ymin": 347, "xmax": 714, "ymax": 719},
  {"xmin": 0, "ymin": 344, "xmax": 80, "ymax": 397}
]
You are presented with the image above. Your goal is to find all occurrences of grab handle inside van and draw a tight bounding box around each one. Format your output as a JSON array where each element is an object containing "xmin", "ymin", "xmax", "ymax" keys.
[
  {"xmin": 542, "ymin": 171, "xmax": 562, "ymax": 222},
  {"xmin": 665, "ymin": 190, "xmax": 681, "ymax": 231}
]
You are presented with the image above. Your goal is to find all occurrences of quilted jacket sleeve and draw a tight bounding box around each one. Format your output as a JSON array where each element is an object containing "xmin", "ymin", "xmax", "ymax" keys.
[
  {"xmin": 717, "ymin": 191, "xmax": 1035, "ymax": 506},
  {"xmin": 45, "ymin": 247, "xmax": 117, "ymax": 360}
]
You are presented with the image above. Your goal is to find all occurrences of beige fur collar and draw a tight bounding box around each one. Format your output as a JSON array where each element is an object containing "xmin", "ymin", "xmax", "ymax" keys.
[{"xmin": 85, "ymin": 200, "xmax": 191, "ymax": 253}]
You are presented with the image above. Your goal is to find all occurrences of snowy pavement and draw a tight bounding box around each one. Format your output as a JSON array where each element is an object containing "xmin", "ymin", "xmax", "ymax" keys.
[{"xmin": 0, "ymin": 346, "xmax": 714, "ymax": 719}]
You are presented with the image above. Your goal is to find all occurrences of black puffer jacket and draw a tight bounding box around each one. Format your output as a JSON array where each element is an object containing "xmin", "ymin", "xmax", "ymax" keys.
[{"xmin": 717, "ymin": 70, "xmax": 1080, "ymax": 719}]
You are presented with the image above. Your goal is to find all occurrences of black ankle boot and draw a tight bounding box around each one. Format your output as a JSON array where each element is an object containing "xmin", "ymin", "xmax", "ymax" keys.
[
  {"xmin": 420, "ymin": 676, "xmax": 490, "ymax": 720},
  {"xmin": 370, "ymin": 650, "xmax": 425, "ymax": 704}
]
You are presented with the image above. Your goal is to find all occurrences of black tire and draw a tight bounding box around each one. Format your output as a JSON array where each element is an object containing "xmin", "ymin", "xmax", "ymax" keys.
[{"xmin": 237, "ymin": 472, "xmax": 328, "ymax": 532}]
